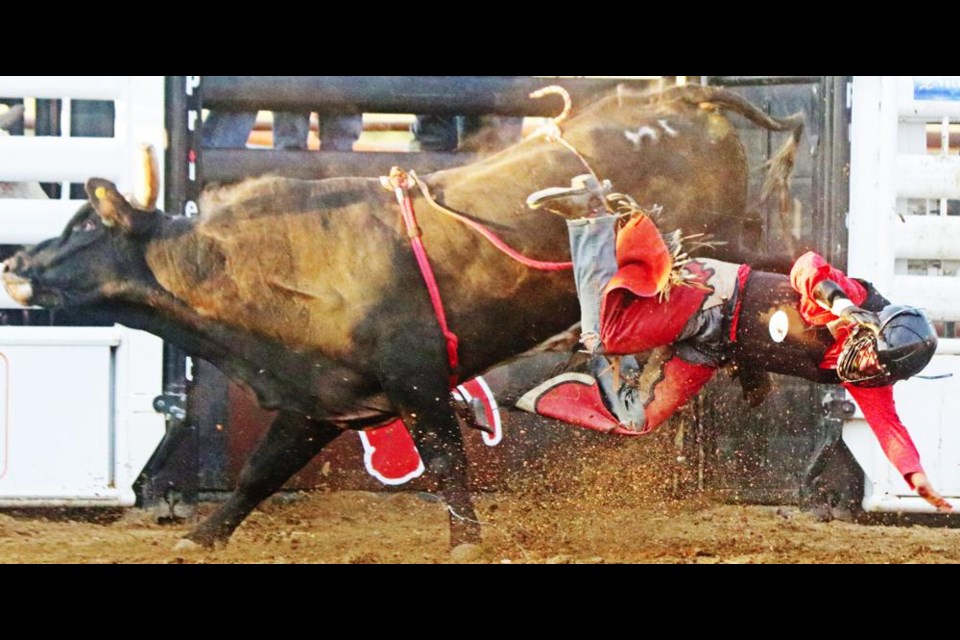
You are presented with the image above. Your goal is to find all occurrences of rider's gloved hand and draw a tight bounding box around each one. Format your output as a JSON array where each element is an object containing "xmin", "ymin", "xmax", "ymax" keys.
[
  {"xmin": 837, "ymin": 303, "xmax": 881, "ymax": 330},
  {"xmin": 812, "ymin": 279, "xmax": 880, "ymax": 330}
]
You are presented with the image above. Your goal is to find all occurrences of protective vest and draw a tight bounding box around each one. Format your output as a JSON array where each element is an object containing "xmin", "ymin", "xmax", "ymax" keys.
[{"xmin": 729, "ymin": 270, "xmax": 839, "ymax": 383}]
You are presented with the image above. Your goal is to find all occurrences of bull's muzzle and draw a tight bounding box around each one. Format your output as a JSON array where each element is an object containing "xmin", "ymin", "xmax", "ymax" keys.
[{"xmin": 1, "ymin": 257, "xmax": 34, "ymax": 306}]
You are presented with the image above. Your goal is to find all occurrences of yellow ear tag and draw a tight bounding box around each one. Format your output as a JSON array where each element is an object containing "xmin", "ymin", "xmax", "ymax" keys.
[{"xmin": 95, "ymin": 186, "xmax": 106, "ymax": 200}]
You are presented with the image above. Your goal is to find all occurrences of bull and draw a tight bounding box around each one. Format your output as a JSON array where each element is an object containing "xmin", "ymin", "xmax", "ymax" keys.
[{"xmin": 1, "ymin": 84, "xmax": 804, "ymax": 550}]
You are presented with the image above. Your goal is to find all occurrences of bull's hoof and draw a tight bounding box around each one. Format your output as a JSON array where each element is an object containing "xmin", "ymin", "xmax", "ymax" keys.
[
  {"xmin": 184, "ymin": 521, "xmax": 234, "ymax": 548},
  {"xmin": 181, "ymin": 530, "xmax": 226, "ymax": 549},
  {"xmin": 450, "ymin": 543, "xmax": 483, "ymax": 563},
  {"xmin": 172, "ymin": 538, "xmax": 205, "ymax": 553},
  {"xmin": 450, "ymin": 521, "xmax": 482, "ymax": 548}
]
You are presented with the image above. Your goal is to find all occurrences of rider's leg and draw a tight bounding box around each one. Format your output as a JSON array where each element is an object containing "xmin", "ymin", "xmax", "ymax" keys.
[
  {"xmin": 567, "ymin": 214, "xmax": 618, "ymax": 353},
  {"xmin": 567, "ymin": 214, "xmax": 645, "ymax": 429}
]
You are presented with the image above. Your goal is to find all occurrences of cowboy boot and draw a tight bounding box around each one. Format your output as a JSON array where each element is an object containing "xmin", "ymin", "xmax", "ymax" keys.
[{"xmin": 526, "ymin": 174, "xmax": 613, "ymax": 219}]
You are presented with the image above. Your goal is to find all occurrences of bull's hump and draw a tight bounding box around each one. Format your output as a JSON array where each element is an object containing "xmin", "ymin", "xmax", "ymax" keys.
[{"xmin": 150, "ymin": 184, "xmax": 405, "ymax": 356}]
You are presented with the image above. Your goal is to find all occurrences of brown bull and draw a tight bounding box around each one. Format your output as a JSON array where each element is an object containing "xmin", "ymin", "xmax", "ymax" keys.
[{"xmin": 1, "ymin": 84, "xmax": 803, "ymax": 550}]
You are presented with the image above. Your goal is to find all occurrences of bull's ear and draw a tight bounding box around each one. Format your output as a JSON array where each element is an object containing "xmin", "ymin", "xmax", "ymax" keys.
[{"xmin": 85, "ymin": 178, "xmax": 139, "ymax": 232}]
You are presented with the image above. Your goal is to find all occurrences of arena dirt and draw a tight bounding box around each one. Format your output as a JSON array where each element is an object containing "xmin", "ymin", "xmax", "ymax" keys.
[{"xmin": 1, "ymin": 423, "xmax": 957, "ymax": 564}]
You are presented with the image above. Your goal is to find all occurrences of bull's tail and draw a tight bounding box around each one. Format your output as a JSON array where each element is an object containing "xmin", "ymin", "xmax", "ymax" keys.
[
  {"xmin": 647, "ymin": 85, "xmax": 805, "ymax": 256},
  {"xmin": 656, "ymin": 85, "xmax": 805, "ymax": 207}
]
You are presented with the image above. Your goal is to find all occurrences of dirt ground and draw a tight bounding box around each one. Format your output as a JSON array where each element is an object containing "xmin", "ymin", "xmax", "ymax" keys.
[
  {"xmin": 2, "ymin": 491, "xmax": 959, "ymax": 565},
  {"xmin": 2, "ymin": 433, "xmax": 958, "ymax": 564}
]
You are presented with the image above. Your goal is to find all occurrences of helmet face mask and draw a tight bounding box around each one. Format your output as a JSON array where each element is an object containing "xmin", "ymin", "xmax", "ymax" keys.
[
  {"xmin": 837, "ymin": 305, "xmax": 938, "ymax": 387},
  {"xmin": 838, "ymin": 325, "xmax": 889, "ymax": 386}
]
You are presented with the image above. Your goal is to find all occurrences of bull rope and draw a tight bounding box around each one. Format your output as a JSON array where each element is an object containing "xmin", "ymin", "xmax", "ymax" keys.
[
  {"xmin": 382, "ymin": 167, "xmax": 460, "ymax": 386},
  {"xmin": 409, "ymin": 172, "xmax": 572, "ymax": 271}
]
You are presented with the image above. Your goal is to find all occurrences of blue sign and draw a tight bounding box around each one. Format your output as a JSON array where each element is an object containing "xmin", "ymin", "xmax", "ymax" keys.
[{"xmin": 914, "ymin": 76, "xmax": 960, "ymax": 101}]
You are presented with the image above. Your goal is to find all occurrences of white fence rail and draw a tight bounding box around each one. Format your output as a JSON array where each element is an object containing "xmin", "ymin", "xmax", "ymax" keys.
[
  {"xmin": 0, "ymin": 75, "xmax": 165, "ymax": 262},
  {"xmin": 0, "ymin": 76, "xmax": 166, "ymax": 507},
  {"xmin": 0, "ymin": 136, "xmax": 125, "ymax": 182},
  {"xmin": 0, "ymin": 200, "xmax": 83, "ymax": 245},
  {"xmin": 846, "ymin": 75, "xmax": 960, "ymax": 514},
  {"xmin": 0, "ymin": 76, "xmax": 129, "ymax": 101}
]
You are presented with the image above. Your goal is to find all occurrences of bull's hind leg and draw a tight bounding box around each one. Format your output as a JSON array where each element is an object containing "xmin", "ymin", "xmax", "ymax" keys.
[
  {"xmin": 379, "ymin": 355, "xmax": 481, "ymax": 548},
  {"xmin": 185, "ymin": 411, "xmax": 341, "ymax": 547}
]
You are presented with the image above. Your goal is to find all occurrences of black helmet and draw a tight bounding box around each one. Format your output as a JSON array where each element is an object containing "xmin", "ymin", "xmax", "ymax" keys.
[{"xmin": 837, "ymin": 305, "xmax": 938, "ymax": 387}]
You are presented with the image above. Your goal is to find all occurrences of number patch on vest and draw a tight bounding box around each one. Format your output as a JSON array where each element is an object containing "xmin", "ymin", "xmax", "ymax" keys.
[{"xmin": 769, "ymin": 309, "xmax": 789, "ymax": 343}]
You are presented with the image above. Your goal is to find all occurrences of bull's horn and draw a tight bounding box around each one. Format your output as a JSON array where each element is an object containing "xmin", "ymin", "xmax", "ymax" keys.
[{"xmin": 131, "ymin": 143, "xmax": 159, "ymax": 210}]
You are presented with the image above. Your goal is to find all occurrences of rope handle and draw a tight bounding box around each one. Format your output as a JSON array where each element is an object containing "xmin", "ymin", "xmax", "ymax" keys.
[{"xmin": 408, "ymin": 171, "xmax": 572, "ymax": 271}]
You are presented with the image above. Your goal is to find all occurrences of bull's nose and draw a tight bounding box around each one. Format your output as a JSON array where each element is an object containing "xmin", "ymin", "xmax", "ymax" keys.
[{"xmin": 2, "ymin": 256, "xmax": 21, "ymax": 274}]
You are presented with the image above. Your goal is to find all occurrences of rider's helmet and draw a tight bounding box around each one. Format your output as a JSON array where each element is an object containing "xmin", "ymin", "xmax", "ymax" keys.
[{"xmin": 837, "ymin": 305, "xmax": 938, "ymax": 387}]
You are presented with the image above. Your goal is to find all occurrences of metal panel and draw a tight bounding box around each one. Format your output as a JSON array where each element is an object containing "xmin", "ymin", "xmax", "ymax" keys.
[
  {"xmin": 846, "ymin": 76, "xmax": 960, "ymax": 513},
  {"xmin": 203, "ymin": 76, "xmax": 653, "ymax": 116},
  {"xmin": 203, "ymin": 148, "xmax": 478, "ymax": 182},
  {"xmin": 0, "ymin": 333, "xmax": 116, "ymax": 502}
]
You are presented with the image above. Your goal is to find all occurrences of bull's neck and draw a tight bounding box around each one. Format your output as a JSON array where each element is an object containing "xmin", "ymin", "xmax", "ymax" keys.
[{"xmin": 143, "ymin": 215, "xmax": 209, "ymax": 301}]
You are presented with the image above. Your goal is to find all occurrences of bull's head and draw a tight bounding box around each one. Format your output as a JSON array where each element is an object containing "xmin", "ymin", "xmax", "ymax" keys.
[
  {"xmin": 2, "ymin": 147, "xmax": 163, "ymax": 309},
  {"xmin": 3, "ymin": 180, "xmax": 161, "ymax": 308}
]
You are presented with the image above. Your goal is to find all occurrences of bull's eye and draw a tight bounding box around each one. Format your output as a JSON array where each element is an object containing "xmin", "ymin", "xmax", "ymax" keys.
[{"xmin": 80, "ymin": 219, "xmax": 98, "ymax": 232}]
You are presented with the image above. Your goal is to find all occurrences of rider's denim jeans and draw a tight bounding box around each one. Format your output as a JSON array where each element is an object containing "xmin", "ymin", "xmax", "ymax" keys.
[
  {"xmin": 567, "ymin": 214, "xmax": 645, "ymax": 430},
  {"xmin": 567, "ymin": 214, "xmax": 619, "ymax": 352}
]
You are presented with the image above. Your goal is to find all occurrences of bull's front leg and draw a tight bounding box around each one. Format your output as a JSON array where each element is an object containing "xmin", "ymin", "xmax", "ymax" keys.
[
  {"xmin": 184, "ymin": 411, "xmax": 341, "ymax": 547},
  {"xmin": 379, "ymin": 347, "xmax": 481, "ymax": 548}
]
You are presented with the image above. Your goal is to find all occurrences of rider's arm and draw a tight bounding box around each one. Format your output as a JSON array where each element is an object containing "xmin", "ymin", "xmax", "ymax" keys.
[
  {"xmin": 844, "ymin": 383, "xmax": 922, "ymax": 481},
  {"xmin": 844, "ymin": 383, "xmax": 952, "ymax": 511},
  {"xmin": 790, "ymin": 251, "xmax": 869, "ymax": 325}
]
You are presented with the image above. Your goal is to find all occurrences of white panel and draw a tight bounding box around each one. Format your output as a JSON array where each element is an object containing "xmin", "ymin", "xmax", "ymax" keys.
[
  {"xmin": 848, "ymin": 76, "xmax": 960, "ymax": 515},
  {"xmin": 0, "ymin": 340, "xmax": 116, "ymax": 500},
  {"xmin": 0, "ymin": 354, "xmax": 7, "ymax": 479},
  {"xmin": 937, "ymin": 338, "xmax": 960, "ymax": 355},
  {"xmin": 896, "ymin": 154, "xmax": 960, "ymax": 199},
  {"xmin": 889, "ymin": 275, "xmax": 960, "ymax": 321},
  {"xmin": 0, "ymin": 326, "xmax": 164, "ymax": 506},
  {"xmin": 893, "ymin": 215, "xmax": 960, "ymax": 259},
  {"xmin": 0, "ymin": 136, "xmax": 124, "ymax": 183},
  {"xmin": 849, "ymin": 76, "xmax": 897, "ymax": 291},
  {"xmin": 0, "ymin": 76, "xmax": 128, "ymax": 101},
  {"xmin": 0, "ymin": 199, "xmax": 81, "ymax": 244}
]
